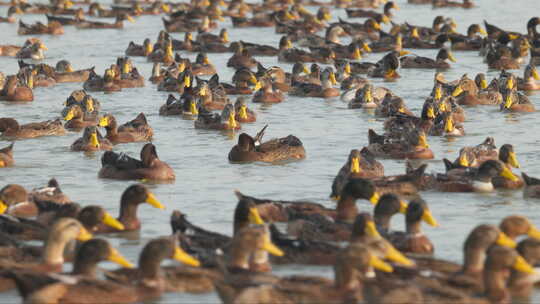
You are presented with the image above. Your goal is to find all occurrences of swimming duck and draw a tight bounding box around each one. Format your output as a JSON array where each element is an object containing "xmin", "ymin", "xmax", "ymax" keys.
[
  {"xmin": 252, "ymin": 76, "xmax": 284, "ymax": 103},
  {"xmin": 125, "ymin": 38, "xmax": 153, "ymax": 57},
  {"xmin": 346, "ymin": 1, "xmax": 399, "ymax": 20},
  {"xmin": 517, "ymin": 64, "xmax": 540, "ymax": 90},
  {"xmin": 159, "ymin": 94, "xmax": 199, "ymax": 117},
  {"xmin": 491, "ymin": 144, "xmax": 523, "ymax": 189},
  {"xmin": 0, "ymin": 75, "xmax": 33, "ymax": 101},
  {"xmin": 190, "ymin": 53, "xmax": 216, "ymax": 76},
  {"xmin": 0, "ymin": 218, "xmax": 92, "ymax": 291},
  {"xmin": 195, "ymin": 76, "xmax": 228, "ymax": 110},
  {"xmin": 277, "ymin": 36, "xmax": 317, "ymax": 64},
  {"xmin": 231, "ymin": 243, "xmax": 413, "ymax": 304},
  {"xmin": 231, "ymin": 40, "xmax": 278, "ymax": 57},
  {"xmin": 163, "ymin": 15, "xmax": 214, "ymax": 32},
  {"xmin": 368, "ymin": 51, "xmax": 409, "ymax": 80},
  {"xmin": 451, "ymin": 74, "xmax": 499, "ymax": 106},
  {"xmin": 296, "ymin": 25, "xmax": 345, "ymax": 48},
  {"xmin": 83, "ymin": 69, "xmax": 122, "ymax": 92},
  {"xmin": 0, "ymin": 118, "xmax": 65, "ymax": 139},
  {"xmin": 99, "ymin": 143, "xmax": 175, "ymax": 181},
  {"xmin": 228, "ymin": 125, "xmax": 305, "ymax": 163},
  {"xmin": 53, "ymin": 60, "xmax": 94, "ymax": 83},
  {"xmin": 522, "ymin": 173, "xmax": 540, "ymax": 198},
  {"xmin": 384, "ymin": 197, "xmax": 439, "ymax": 254},
  {"xmin": 17, "ymin": 20, "xmax": 64, "ymax": 35},
  {"xmin": 430, "ymin": 160, "xmax": 518, "ymax": 192},
  {"xmin": 15, "ymin": 41, "xmax": 47, "ymax": 60},
  {"xmin": 234, "ymin": 97, "xmax": 256, "ymax": 123},
  {"xmin": 289, "ymin": 67, "xmax": 339, "ymax": 98},
  {"xmin": 401, "ymin": 48, "xmax": 457, "ymax": 69},
  {"xmin": 147, "ymin": 40, "xmax": 175, "ymax": 65},
  {"xmin": 500, "ymin": 89, "xmax": 535, "ymax": 112},
  {"xmin": 366, "ymin": 128, "xmax": 434, "ymax": 159},
  {"xmin": 98, "ymin": 113, "xmax": 153, "ymax": 144},
  {"xmin": 0, "ymin": 143, "xmax": 14, "ymax": 168},
  {"xmin": 76, "ymin": 13, "xmax": 134, "ymax": 29},
  {"xmin": 331, "ymin": 149, "xmax": 384, "ymax": 199},
  {"xmin": 348, "ymin": 83, "xmax": 380, "ymax": 108},
  {"xmin": 429, "ymin": 112, "xmax": 465, "ymax": 137},
  {"xmin": 227, "ymin": 44, "xmax": 259, "ymax": 69},
  {"xmin": 194, "ymin": 103, "xmax": 240, "ymax": 131},
  {"xmin": 63, "ymin": 104, "xmax": 98, "ymax": 131},
  {"xmin": 0, "ymin": 6, "xmax": 22, "ymax": 23},
  {"xmin": 447, "ymin": 24, "xmax": 486, "ymax": 51},
  {"xmin": 432, "ymin": 0, "xmax": 474, "ymax": 8},
  {"xmin": 71, "ymin": 126, "xmax": 113, "ymax": 152}
]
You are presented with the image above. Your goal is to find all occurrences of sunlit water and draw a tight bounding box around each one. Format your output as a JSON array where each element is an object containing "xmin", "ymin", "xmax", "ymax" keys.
[{"xmin": 1, "ymin": 0, "xmax": 540, "ymax": 302}]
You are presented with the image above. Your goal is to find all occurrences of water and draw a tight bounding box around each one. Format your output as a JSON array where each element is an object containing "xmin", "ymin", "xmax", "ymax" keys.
[{"xmin": 1, "ymin": 0, "xmax": 540, "ymax": 302}]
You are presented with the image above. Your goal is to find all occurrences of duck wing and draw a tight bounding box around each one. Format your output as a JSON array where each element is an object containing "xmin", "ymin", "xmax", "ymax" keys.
[{"xmin": 101, "ymin": 151, "xmax": 143, "ymax": 170}]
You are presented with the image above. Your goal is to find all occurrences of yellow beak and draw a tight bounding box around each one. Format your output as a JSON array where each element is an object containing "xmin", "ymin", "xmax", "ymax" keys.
[
  {"xmin": 90, "ymin": 132, "xmax": 100, "ymax": 149},
  {"xmin": 351, "ymin": 157, "xmax": 361, "ymax": 173},
  {"xmin": 418, "ymin": 134, "xmax": 429, "ymax": 148},
  {"xmin": 345, "ymin": 63, "xmax": 352, "ymax": 74},
  {"xmin": 102, "ymin": 212, "xmax": 125, "ymax": 231},
  {"xmin": 499, "ymin": 166, "xmax": 518, "ymax": 182},
  {"xmin": 508, "ymin": 152, "xmax": 520, "ymax": 168},
  {"xmin": 370, "ymin": 254, "xmax": 393, "ymax": 272},
  {"xmin": 507, "ymin": 77, "xmax": 514, "ymax": 89},
  {"xmin": 262, "ymin": 234, "xmax": 284, "ymax": 256},
  {"xmin": 64, "ymin": 109, "xmax": 74, "ymax": 121},
  {"xmin": 452, "ymin": 85, "xmax": 463, "ymax": 97},
  {"xmin": 381, "ymin": 15, "xmax": 390, "ymax": 24},
  {"xmin": 184, "ymin": 76, "xmax": 191, "ymax": 88},
  {"xmin": 399, "ymin": 200, "xmax": 408, "ymax": 214},
  {"xmin": 253, "ymin": 81, "xmax": 262, "ymax": 91},
  {"xmin": 146, "ymin": 192, "xmax": 165, "ymax": 209},
  {"xmin": 248, "ymin": 207, "xmax": 265, "ymax": 225},
  {"xmin": 76, "ymin": 227, "xmax": 93, "ymax": 242},
  {"xmin": 365, "ymin": 220, "xmax": 381, "ymax": 238},
  {"xmin": 422, "ymin": 210, "xmax": 439, "ymax": 227},
  {"xmin": 479, "ymin": 28, "xmax": 487, "ymax": 36},
  {"xmin": 496, "ymin": 232, "xmax": 517, "ymax": 248},
  {"xmin": 108, "ymin": 247, "xmax": 134, "ymax": 268},
  {"xmin": 0, "ymin": 200, "xmax": 7, "ymax": 214},
  {"xmin": 369, "ymin": 192, "xmax": 381, "ymax": 205},
  {"xmin": 533, "ymin": 69, "xmax": 540, "ymax": 80},
  {"xmin": 385, "ymin": 244, "xmax": 415, "ymax": 267},
  {"xmin": 444, "ymin": 117, "xmax": 454, "ymax": 133},
  {"xmin": 353, "ymin": 47, "xmax": 362, "ymax": 60},
  {"xmin": 480, "ymin": 79, "xmax": 488, "ymax": 89},
  {"xmin": 190, "ymin": 101, "xmax": 199, "ymax": 115},
  {"xmin": 0, "ymin": 160, "xmax": 4, "ymax": 168},
  {"xmin": 174, "ymin": 246, "xmax": 201, "ymax": 267},
  {"xmin": 513, "ymin": 255, "xmax": 536, "ymax": 274},
  {"xmin": 363, "ymin": 43, "xmax": 372, "ymax": 53},
  {"xmin": 239, "ymin": 105, "xmax": 248, "ymax": 119},
  {"xmin": 427, "ymin": 106, "xmax": 435, "ymax": 119},
  {"xmin": 459, "ymin": 153, "xmax": 469, "ymax": 167},
  {"xmin": 527, "ymin": 225, "xmax": 540, "ymax": 239},
  {"xmin": 504, "ymin": 94, "xmax": 513, "ymax": 109},
  {"xmin": 228, "ymin": 112, "xmax": 237, "ymax": 128},
  {"xmin": 447, "ymin": 52, "xmax": 457, "ymax": 63},
  {"xmin": 98, "ymin": 117, "xmax": 108, "ymax": 127}
]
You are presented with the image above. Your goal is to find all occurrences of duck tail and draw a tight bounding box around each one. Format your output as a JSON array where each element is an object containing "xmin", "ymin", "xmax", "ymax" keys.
[
  {"xmin": 443, "ymin": 158, "xmax": 454, "ymax": 172},
  {"xmin": 522, "ymin": 172, "xmax": 540, "ymax": 186}
]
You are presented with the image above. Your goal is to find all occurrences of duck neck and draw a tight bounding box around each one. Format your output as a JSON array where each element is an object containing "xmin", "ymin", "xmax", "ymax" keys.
[
  {"xmin": 374, "ymin": 214, "xmax": 392, "ymax": 233},
  {"xmin": 72, "ymin": 256, "xmax": 99, "ymax": 277},
  {"xmin": 462, "ymin": 248, "xmax": 485, "ymax": 275},
  {"xmin": 229, "ymin": 245, "xmax": 251, "ymax": 270},
  {"xmin": 249, "ymin": 249, "xmax": 270, "ymax": 272},
  {"xmin": 334, "ymin": 261, "xmax": 361, "ymax": 291},
  {"xmin": 484, "ymin": 268, "xmax": 510, "ymax": 303},
  {"xmin": 105, "ymin": 118, "xmax": 118, "ymax": 136},
  {"xmin": 118, "ymin": 201, "xmax": 140, "ymax": 229},
  {"xmin": 406, "ymin": 220, "xmax": 422, "ymax": 235},
  {"xmin": 140, "ymin": 254, "xmax": 163, "ymax": 280},
  {"xmin": 42, "ymin": 236, "xmax": 69, "ymax": 266},
  {"xmin": 322, "ymin": 79, "xmax": 333, "ymax": 89},
  {"xmin": 336, "ymin": 195, "xmax": 358, "ymax": 224}
]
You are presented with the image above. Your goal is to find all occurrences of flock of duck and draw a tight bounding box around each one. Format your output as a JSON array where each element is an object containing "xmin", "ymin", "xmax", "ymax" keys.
[{"xmin": 1, "ymin": 0, "xmax": 540, "ymax": 302}]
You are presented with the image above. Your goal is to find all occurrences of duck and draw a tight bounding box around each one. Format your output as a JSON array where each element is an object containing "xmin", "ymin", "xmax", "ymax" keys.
[
  {"xmin": 227, "ymin": 44, "xmax": 259, "ymax": 69},
  {"xmin": 163, "ymin": 15, "xmax": 215, "ymax": 33},
  {"xmin": 99, "ymin": 143, "xmax": 175, "ymax": 181},
  {"xmin": 98, "ymin": 113, "xmax": 153, "ymax": 144},
  {"xmin": 230, "ymin": 243, "xmax": 414, "ymax": 304},
  {"xmin": 429, "ymin": 160, "xmax": 519, "ymax": 192},
  {"xmin": 53, "ymin": 60, "xmax": 94, "ymax": 83},
  {"xmin": 0, "ymin": 218, "xmax": 92, "ymax": 292},
  {"xmin": 0, "ymin": 143, "xmax": 14, "ymax": 168},
  {"xmin": 522, "ymin": 173, "xmax": 540, "ymax": 198},
  {"xmin": 346, "ymin": 1, "xmax": 399, "ymax": 20},
  {"xmin": 277, "ymin": 36, "xmax": 318, "ymax": 64},
  {"xmin": 400, "ymin": 48, "xmax": 457, "ymax": 69},
  {"xmin": 0, "ymin": 75, "xmax": 33, "ymax": 101},
  {"xmin": 12, "ymin": 237, "xmax": 198, "ymax": 304},
  {"xmin": 83, "ymin": 68, "xmax": 122, "ymax": 92},
  {"xmin": 18, "ymin": 20, "xmax": 64, "ymax": 35},
  {"xmin": 429, "ymin": 112, "xmax": 465, "ymax": 137},
  {"xmin": 0, "ymin": 118, "xmax": 65, "ymax": 139},
  {"xmin": 234, "ymin": 97, "xmax": 256, "ymax": 123},
  {"xmin": 159, "ymin": 94, "xmax": 197, "ymax": 117},
  {"xmin": 228, "ymin": 125, "xmax": 306, "ymax": 163},
  {"xmin": 348, "ymin": 83, "xmax": 380, "ymax": 108},
  {"xmin": 234, "ymin": 40, "xmax": 279, "ymax": 56},
  {"xmin": 6, "ymin": 238, "xmax": 134, "ymax": 302},
  {"xmin": 195, "ymin": 77, "xmax": 228, "ymax": 110},
  {"xmin": 71, "ymin": 126, "xmax": 113, "ymax": 152},
  {"xmin": 432, "ymin": 0, "xmax": 474, "ymax": 8},
  {"xmin": 491, "ymin": 144, "xmax": 524, "ymax": 189},
  {"xmin": 366, "ymin": 129, "xmax": 434, "ymax": 159},
  {"xmin": 63, "ymin": 104, "xmax": 98, "ymax": 131},
  {"xmin": 191, "ymin": 53, "xmax": 216, "ymax": 76},
  {"xmin": 500, "ymin": 89, "xmax": 535, "ymax": 112},
  {"xmin": 451, "ymin": 74, "xmax": 499, "ymax": 106},
  {"xmin": 76, "ymin": 13, "xmax": 134, "ymax": 29},
  {"xmin": 0, "ymin": 6, "xmax": 22, "ymax": 23},
  {"xmin": 252, "ymin": 76, "xmax": 284, "ymax": 103},
  {"xmin": 194, "ymin": 103, "xmax": 240, "ymax": 131},
  {"xmin": 289, "ymin": 67, "xmax": 339, "ymax": 98},
  {"xmin": 517, "ymin": 64, "xmax": 540, "ymax": 91},
  {"xmin": 382, "ymin": 197, "xmax": 439, "ymax": 254},
  {"xmin": 125, "ymin": 38, "xmax": 153, "ymax": 57},
  {"xmin": 330, "ymin": 149, "xmax": 384, "ymax": 200},
  {"xmin": 448, "ymin": 24, "xmax": 486, "ymax": 51},
  {"xmin": 367, "ymin": 51, "xmax": 409, "ymax": 80},
  {"xmin": 15, "ymin": 41, "xmax": 47, "ymax": 60}
]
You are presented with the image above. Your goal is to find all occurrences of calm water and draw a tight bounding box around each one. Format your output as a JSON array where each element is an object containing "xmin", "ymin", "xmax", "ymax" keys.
[{"xmin": 1, "ymin": 0, "xmax": 540, "ymax": 302}]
